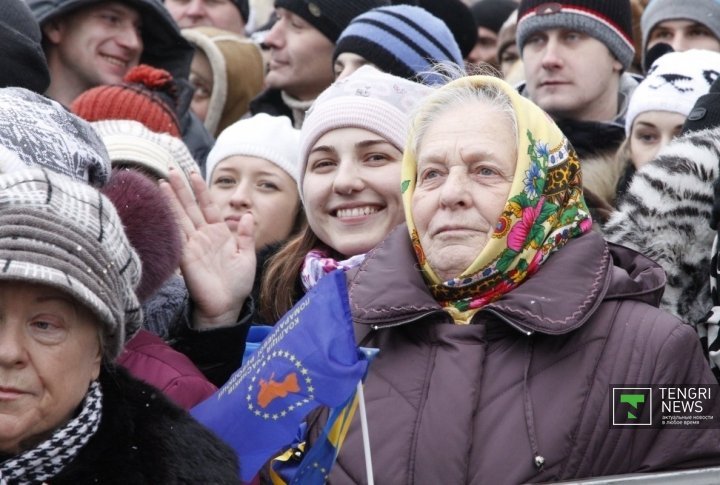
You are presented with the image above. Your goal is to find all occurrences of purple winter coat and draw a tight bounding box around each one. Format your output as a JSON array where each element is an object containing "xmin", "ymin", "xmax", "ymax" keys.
[
  {"xmin": 117, "ymin": 329, "xmax": 217, "ymax": 410},
  {"xmin": 307, "ymin": 227, "xmax": 720, "ymax": 484}
]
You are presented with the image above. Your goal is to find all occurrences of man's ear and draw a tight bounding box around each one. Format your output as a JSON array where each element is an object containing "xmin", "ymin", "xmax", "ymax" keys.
[
  {"xmin": 42, "ymin": 19, "xmax": 65, "ymax": 45},
  {"xmin": 612, "ymin": 58, "xmax": 623, "ymax": 73}
]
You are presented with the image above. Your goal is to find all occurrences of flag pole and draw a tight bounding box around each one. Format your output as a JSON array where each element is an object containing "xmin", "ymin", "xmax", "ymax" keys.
[{"xmin": 357, "ymin": 382, "xmax": 374, "ymax": 485}]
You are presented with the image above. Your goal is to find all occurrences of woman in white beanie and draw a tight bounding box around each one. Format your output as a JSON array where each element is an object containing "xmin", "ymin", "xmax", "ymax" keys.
[
  {"xmin": 206, "ymin": 113, "xmax": 303, "ymax": 251},
  {"xmin": 615, "ymin": 49, "xmax": 720, "ymax": 196}
]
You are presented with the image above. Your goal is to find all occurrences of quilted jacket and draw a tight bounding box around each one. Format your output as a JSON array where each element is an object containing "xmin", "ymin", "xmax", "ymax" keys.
[{"xmin": 306, "ymin": 226, "xmax": 720, "ymax": 484}]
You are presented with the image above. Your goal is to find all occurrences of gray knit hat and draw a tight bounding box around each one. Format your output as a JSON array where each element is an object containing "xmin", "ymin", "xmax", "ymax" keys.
[
  {"xmin": 641, "ymin": 0, "xmax": 720, "ymax": 61},
  {"xmin": 0, "ymin": 168, "xmax": 142, "ymax": 361},
  {"xmin": 517, "ymin": 0, "xmax": 635, "ymax": 70},
  {"xmin": 0, "ymin": 87, "xmax": 111, "ymax": 187}
]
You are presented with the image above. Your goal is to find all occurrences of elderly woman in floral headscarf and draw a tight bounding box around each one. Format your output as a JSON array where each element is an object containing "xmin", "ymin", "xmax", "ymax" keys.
[{"xmin": 301, "ymin": 75, "xmax": 720, "ymax": 483}]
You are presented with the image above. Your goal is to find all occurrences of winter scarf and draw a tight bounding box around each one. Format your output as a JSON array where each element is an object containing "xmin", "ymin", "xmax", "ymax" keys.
[
  {"xmin": 0, "ymin": 381, "xmax": 102, "ymax": 484},
  {"xmin": 301, "ymin": 249, "xmax": 366, "ymax": 291},
  {"xmin": 401, "ymin": 75, "xmax": 592, "ymax": 323}
]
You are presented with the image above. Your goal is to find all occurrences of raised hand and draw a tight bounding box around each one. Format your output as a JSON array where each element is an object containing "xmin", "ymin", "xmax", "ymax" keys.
[{"xmin": 160, "ymin": 168, "xmax": 257, "ymax": 329}]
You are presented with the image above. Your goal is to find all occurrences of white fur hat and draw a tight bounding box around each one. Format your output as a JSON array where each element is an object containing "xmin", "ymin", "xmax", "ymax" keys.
[{"xmin": 205, "ymin": 113, "xmax": 301, "ymax": 182}]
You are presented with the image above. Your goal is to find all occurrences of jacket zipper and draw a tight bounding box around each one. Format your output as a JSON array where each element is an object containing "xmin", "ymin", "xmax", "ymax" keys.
[
  {"xmin": 368, "ymin": 309, "xmax": 447, "ymax": 330},
  {"xmin": 481, "ymin": 308, "xmax": 534, "ymax": 336}
]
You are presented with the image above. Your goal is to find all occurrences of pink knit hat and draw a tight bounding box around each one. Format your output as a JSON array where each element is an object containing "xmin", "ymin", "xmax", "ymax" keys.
[{"xmin": 298, "ymin": 65, "xmax": 432, "ymax": 194}]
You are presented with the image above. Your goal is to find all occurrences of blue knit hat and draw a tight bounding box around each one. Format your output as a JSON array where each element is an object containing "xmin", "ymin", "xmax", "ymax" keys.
[{"xmin": 333, "ymin": 5, "xmax": 463, "ymax": 85}]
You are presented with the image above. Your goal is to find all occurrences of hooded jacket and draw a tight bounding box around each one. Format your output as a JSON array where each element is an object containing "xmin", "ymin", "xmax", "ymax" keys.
[
  {"xmin": 305, "ymin": 226, "xmax": 720, "ymax": 484},
  {"xmin": 28, "ymin": 0, "xmax": 214, "ymax": 170}
]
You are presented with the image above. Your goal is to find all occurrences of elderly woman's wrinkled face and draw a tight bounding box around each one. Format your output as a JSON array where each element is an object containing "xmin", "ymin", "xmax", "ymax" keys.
[
  {"xmin": 412, "ymin": 101, "xmax": 517, "ymax": 281},
  {"xmin": 0, "ymin": 282, "xmax": 101, "ymax": 454}
]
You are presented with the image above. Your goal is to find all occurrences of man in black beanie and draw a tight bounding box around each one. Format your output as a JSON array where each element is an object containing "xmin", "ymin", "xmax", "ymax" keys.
[
  {"xmin": 0, "ymin": 0, "xmax": 50, "ymax": 94},
  {"xmin": 164, "ymin": 0, "xmax": 249, "ymax": 35},
  {"xmin": 250, "ymin": 0, "xmax": 389, "ymax": 128},
  {"xmin": 514, "ymin": 0, "xmax": 642, "ymax": 224}
]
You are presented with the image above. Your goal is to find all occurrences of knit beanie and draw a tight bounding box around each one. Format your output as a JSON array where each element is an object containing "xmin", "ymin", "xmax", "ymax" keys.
[
  {"xmin": 206, "ymin": 113, "xmax": 301, "ymax": 182},
  {"xmin": 0, "ymin": 168, "xmax": 142, "ymax": 361},
  {"xmin": 90, "ymin": 120, "xmax": 200, "ymax": 186},
  {"xmin": 471, "ymin": 0, "xmax": 519, "ymax": 34},
  {"xmin": 517, "ymin": 0, "xmax": 635, "ymax": 70},
  {"xmin": 641, "ymin": 0, "xmax": 720, "ymax": 62},
  {"xmin": 415, "ymin": 0, "xmax": 478, "ymax": 58},
  {"xmin": 274, "ymin": 0, "xmax": 390, "ymax": 42},
  {"xmin": 299, "ymin": 65, "xmax": 432, "ymax": 193},
  {"xmin": 0, "ymin": 87, "xmax": 111, "ymax": 187},
  {"xmin": 625, "ymin": 49, "xmax": 720, "ymax": 135},
  {"xmin": 334, "ymin": 6, "xmax": 463, "ymax": 85},
  {"xmin": 181, "ymin": 27, "xmax": 265, "ymax": 137},
  {"xmin": 0, "ymin": 0, "xmax": 50, "ymax": 94},
  {"xmin": 71, "ymin": 65, "xmax": 182, "ymax": 138}
]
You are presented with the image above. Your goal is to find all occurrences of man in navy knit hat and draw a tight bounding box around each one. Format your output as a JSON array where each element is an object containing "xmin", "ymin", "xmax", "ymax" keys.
[
  {"xmin": 250, "ymin": 0, "xmax": 389, "ymax": 128},
  {"xmin": 164, "ymin": 0, "xmax": 249, "ymax": 35}
]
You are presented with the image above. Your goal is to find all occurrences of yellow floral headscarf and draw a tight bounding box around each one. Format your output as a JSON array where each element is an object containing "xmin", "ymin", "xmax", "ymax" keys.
[{"xmin": 401, "ymin": 75, "xmax": 592, "ymax": 323}]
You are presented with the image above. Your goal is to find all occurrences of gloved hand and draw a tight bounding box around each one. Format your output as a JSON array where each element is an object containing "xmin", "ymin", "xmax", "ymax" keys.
[{"xmin": 682, "ymin": 75, "xmax": 720, "ymax": 136}]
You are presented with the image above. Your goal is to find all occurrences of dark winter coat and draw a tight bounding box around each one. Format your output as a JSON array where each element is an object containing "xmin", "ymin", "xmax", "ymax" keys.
[
  {"xmin": 306, "ymin": 226, "xmax": 720, "ymax": 484},
  {"xmin": 249, "ymin": 88, "xmax": 292, "ymax": 121},
  {"xmin": 52, "ymin": 365, "xmax": 240, "ymax": 484}
]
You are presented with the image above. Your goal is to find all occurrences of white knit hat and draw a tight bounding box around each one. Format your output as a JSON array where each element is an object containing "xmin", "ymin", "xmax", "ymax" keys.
[
  {"xmin": 299, "ymin": 65, "xmax": 433, "ymax": 195},
  {"xmin": 206, "ymin": 113, "xmax": 301, "ymax": 182},
  {"xmin": 625, "ymin": 49, "xmax": 720, "ymax": 135},
  {"xmin": 90, "ymin": 120, "xmax": 200, "ymax": 186}
]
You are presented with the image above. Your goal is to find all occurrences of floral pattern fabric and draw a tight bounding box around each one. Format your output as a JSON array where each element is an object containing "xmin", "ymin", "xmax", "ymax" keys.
[{"xmin": 401, "ymin": 75, "xmax": 592, "ymax": 322}]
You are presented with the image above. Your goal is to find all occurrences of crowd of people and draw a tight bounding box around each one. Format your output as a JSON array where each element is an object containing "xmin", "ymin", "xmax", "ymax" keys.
[{"xmin": 1, "ymin": 0, "xmax": 720, "ymax": 482}]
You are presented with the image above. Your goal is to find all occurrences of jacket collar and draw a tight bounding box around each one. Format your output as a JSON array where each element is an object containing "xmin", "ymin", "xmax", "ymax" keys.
[{"xmin": 348, "ymin": 225, "xmax": 666, "ymax": 335}]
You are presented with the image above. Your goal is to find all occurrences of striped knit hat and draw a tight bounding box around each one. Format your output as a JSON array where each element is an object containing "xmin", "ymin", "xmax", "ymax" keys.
[
  {"xmin": 274, "ymin": 0, "xmax": 389, "ymax": 42},
  {"xmin": 334, "ymin": 5, "xmax": 463, "ymax": 85},
  {"xmin": 0, "ymin": 168, "xmax": 142, "ymax": 361},
  {"xmin": 517, "ymin": 0, "xmax": 635, "ymax": 70}
]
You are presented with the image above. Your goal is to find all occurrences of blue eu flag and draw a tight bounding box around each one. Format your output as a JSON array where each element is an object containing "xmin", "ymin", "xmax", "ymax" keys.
[{"xmin": 191, "ymin": 270, "xmax": 368, "ymax": 482}]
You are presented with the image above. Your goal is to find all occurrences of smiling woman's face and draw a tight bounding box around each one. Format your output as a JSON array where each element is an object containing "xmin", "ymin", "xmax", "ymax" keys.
[
  {"xmin": 0, "ymin": 281, "xmax": 101, "ymax": 454},
  {"xmin": 412, "ymin": 101, "xmax": 517, "ymax": 281},
  {"xmin": 302, "ymin": 127, "xmax": 405, "ymax": 257},
  {"xmin": 209, "ymin": 155, "xmax": 300, "ymax": 250}
]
